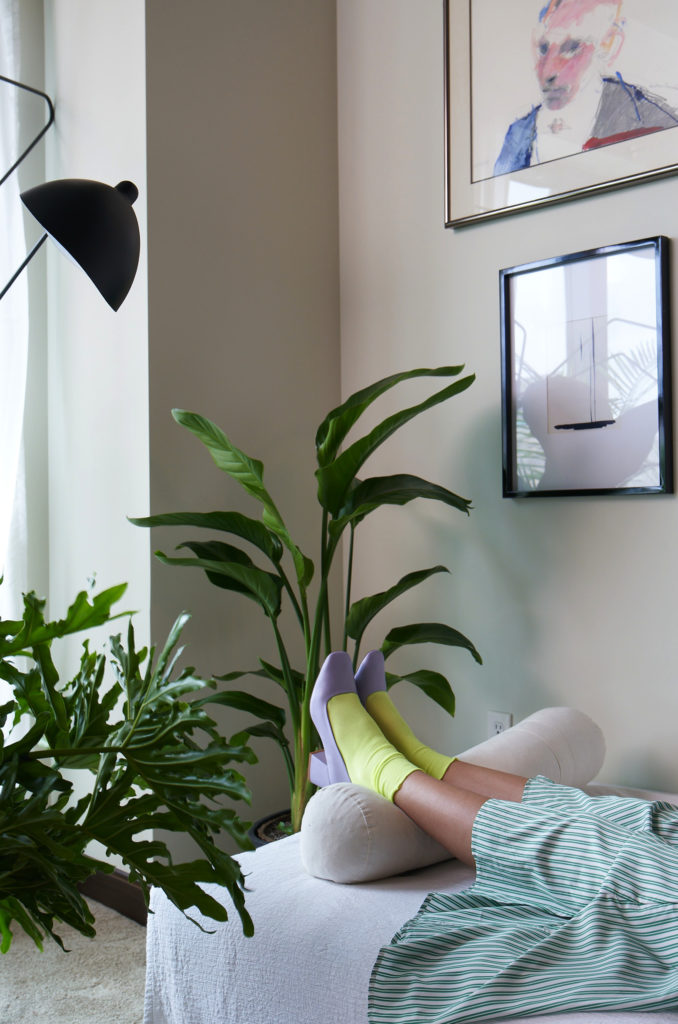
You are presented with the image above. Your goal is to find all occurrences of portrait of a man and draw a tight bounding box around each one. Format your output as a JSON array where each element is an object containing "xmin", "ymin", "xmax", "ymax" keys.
[{"xmin": 491, "ymin": 0, "xmax": 678, "ymax": 176}]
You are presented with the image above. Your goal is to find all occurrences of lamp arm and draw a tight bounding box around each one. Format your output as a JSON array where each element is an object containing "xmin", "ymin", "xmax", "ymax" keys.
[
  {"xmin": 0, "ymin": 74, "xmax": 55, "ymax": 187},
  {"xmin": 0, "ymin": 232, "xmax": 47, "ymax": 301}
]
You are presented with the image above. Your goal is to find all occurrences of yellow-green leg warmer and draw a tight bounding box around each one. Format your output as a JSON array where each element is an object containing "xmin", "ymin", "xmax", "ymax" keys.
[
  {"xmin": 364, "ymin": 690, "xmax": 456, "ymax": 780},
  {"xmin": 326, "ymin": 692, "xmax": 418, "ymax": 801}
]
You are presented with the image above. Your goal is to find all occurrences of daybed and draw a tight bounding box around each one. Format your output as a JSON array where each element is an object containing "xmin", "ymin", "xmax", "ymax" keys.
[{"xmin": 144, "ymin": 711, "xmax": 678, "ymax": 1024}]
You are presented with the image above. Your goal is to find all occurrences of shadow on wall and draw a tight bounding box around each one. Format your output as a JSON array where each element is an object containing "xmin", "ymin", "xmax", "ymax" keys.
[
  {"xmin": 445, "ymin": 409, "xmax": 585, "ymax": 708},
  {"xmin": 622, "ymin": 750, "xmax": 677, "ymax": 796}
]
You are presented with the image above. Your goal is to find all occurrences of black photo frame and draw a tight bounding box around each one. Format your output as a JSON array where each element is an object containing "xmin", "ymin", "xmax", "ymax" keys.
[{"xmin": 500, "ymin": 237, "xmax": 672, "ymax": 497}]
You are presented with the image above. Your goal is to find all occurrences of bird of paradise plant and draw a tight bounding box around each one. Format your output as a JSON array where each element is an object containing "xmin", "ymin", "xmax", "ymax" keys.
[{"xmin": 131, "ymin": 365, "xmax": 482, "ymax": 832}]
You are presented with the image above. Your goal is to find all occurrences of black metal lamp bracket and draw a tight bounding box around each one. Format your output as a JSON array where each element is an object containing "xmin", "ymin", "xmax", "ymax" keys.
[{"xmin": 0, "ymin": 73, "xmax": 55, "ymax": 188}]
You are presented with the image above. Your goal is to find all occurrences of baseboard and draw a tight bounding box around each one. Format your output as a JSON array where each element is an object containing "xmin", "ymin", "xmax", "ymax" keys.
[{"xmin": 79, "ymin": 868, "xmax": 147, "ymax": 926}]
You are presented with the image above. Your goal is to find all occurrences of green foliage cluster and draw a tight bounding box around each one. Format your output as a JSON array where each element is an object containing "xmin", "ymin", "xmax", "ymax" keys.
[
  {"xmin": 132, "ymin": 366, "xmax": 482, "ymax": 830},
  {"xmin": 0, "ymin": 584, "xmax": 256, "ymax": 952}
]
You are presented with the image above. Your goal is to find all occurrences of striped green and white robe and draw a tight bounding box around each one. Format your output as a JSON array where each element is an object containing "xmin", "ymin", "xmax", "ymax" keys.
[{"xmin": 369, "ymin": 776, "xmax": 678, "ymax": 1023}]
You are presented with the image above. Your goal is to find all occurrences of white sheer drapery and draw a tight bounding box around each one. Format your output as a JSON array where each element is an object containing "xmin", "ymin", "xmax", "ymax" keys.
[{"xmin": 0, "ymin": 0, "xmax": 29, "ymax": 621}]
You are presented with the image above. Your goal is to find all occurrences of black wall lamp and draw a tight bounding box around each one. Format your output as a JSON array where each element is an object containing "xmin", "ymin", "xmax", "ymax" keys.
[{"xmin": 1, "ymin": 73, "xmax": 140, "ymax": 311}]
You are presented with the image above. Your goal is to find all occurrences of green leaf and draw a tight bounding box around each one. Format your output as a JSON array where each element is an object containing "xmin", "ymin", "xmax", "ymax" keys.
[
  {"xmin": 194, "ymin": 690, "xmax": 286, "ymax": 731},
  {"xmin": 346, "ymin": 566, "xmax": 450, "ymax": 645},
  {"xmin": 155, "ymin": 549, "xmax": 283, "ymax": 618},
  {"xmin": 0, "ymin": 585, "xmax": 127, "ymax": 659},
  {"xmin": 237, "ymin": 721, "xmax": 286, "ymax": 743},
  {"xmin": 125, "ymin": 745, "xmax": 252, "ymax": 772},
  {"xmin": 179, "ymin": 539, "xmax": 258, "ymax": 567},
  {"xmin": 2, "ymin": 714, "xmax": 50, "ymax": 762},
  {"xmin": 381, "ymin": 622, "xmax": 482, "ymax": 665},
  {"xmin": 57, "ymin": 585, "xmax": 129, "ymax": 636},
  {"xmin": 0, "ymin": 598, "xmax": 259, "ymax": 949},
  {"xmin": 385, "ymin": 668, "xmax": 456, "ymax": 717},
  {"xmin": 0, "ymin": 617, "xmax": 22, "ymax": 639},
  {"xmin": 177, "ymin": 539, "xmax": 284, "ymax": 611},
  {"xmin": 257, "ymin": 659, "xmax": 305, "ymax": 696},
  {"xmin": 315, "ymin": 365, "xmax": 468, "ymax": 468},
  {"xmin": 316, "ymin": 375, "xmax": 476, "ymax": 516},
  {"xmin": 128, "ymin": 510, "xmax": 283, "ymax": 563},
  {"xmin": 151, "ymin": 611, "xmax": 191, "ymax": 684},
  {"xmin": 213, "ymin": 669, "xmax": 256, "ymax": 683},
  {"xmin": 171, "ymin": 410, "xmax": 313, "ymax": 587},
  {"xmin": 143, "ymin": 860, "xmax": 254, "ymax": 938},
  {"xmin": 330, "ymin": 474, "xmax": 471, "ymax": 536},
  {"xmin": 213, "ymin": 662, "xmax": 304, "ymax": 699},
  {"xmin": 0, "ymin": 898, "xmax": 48, "ymax": 953},
  {"xmin": 31, "ymin": 644, "xmax": 68, "ymax": 733}
]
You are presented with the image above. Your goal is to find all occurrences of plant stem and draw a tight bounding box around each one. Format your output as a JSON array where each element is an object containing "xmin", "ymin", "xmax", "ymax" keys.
[
  {"xmin": 291, "ymin": 571, "xmax": 331, "ymax": 830},
  {"xmin": 320, "ymin": 509, "xmax": 332, "ymax": 655},
  {"xmin": 344, "ymin": 524, "xmax": 355, "ymax": 658},
  {"xmin": 280, "ymin": 740, "xmax": 296, "ymax": 797},
  {"xmin": 304, "ymin": 574, "xmax": 329, "ymax": 717},
  {"xmin": 290, "ymin": 730, "xmax": 307, "ymax": 832},
  {"xmin": 277, "ymin": 564, "xmax": 305, "ymax": 631},
  {"xmin": 271, "ymin": 619, "xmax": 300, "ymax": 738}
]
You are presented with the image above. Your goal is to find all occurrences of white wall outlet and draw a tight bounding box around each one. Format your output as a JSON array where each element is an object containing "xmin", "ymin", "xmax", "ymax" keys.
[{"xmin": 487, "ymin": 710, "xmax": 513, "ymax": 737}]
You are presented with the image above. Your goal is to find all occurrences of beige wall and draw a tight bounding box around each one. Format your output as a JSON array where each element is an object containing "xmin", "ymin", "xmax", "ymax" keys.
[
  {"xmin": 337, "ymin": 0, "xmax": 678, "ymax": 791},
  {"xmin": 145, "ymin": 0, "xmax": 341, "ymax": 834}
]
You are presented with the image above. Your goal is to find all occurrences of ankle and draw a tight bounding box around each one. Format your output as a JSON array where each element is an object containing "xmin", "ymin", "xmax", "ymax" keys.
[
  {"xmin": 364, "ymin": 690, "xmax": 453, "ymax": 781},
  {"xmin": 326, "ymin": 693, "xmax": 418, "ymax": 802}
]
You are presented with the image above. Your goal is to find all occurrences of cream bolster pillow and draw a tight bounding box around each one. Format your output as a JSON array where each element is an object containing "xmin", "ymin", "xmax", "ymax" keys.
[{"xmin": 300, "ymin": 707, "xmax": 605, "ymax": 884}]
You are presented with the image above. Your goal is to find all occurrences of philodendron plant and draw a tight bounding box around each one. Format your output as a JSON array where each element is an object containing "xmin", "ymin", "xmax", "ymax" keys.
[
  {"xmin": 132, "ymin": 365, "xmax": 482, "ymax": 832},
  {"xmin": 0, "ymin": 583, "xmax": 256, "ymax": 951}
]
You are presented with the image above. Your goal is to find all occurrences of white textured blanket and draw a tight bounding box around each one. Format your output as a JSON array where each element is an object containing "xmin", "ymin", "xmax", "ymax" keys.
[{"xmin": 144, "ymin": 784, "xmax": 678, "ymax": 1024}]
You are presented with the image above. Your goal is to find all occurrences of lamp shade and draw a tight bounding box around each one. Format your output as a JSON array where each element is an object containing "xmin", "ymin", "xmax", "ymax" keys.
[{"xmin": 20, "ymin": 178, "xmax": 140, "ymax": 311}]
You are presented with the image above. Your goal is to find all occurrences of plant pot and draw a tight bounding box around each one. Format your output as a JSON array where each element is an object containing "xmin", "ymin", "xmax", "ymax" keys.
[{"xmin": 248, "ymin": 809, "xmax": 292, "ymax": 847}]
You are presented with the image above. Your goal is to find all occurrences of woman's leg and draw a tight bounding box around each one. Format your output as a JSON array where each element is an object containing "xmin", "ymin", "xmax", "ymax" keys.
[
  {"xmin": 313, "ymin": 653, "xmax": 529, "ymax": 866},
  {"xmin": 360, "ymin": 685, "xmax": 531, "ymax": 801},
  {"xmin": 317, "ymin": 679, "xmax": 496, "ymax": 865},
  {"xmin": 355, "ymin": 651, "xmax": 530, "ymax": 800},
  {"xmin": 393, "ymin": 771, "xmax": 487, "ymax": 867},
  {"xmin": 442, "ymin": 759, "xmax": 529, "ymax": 803}
]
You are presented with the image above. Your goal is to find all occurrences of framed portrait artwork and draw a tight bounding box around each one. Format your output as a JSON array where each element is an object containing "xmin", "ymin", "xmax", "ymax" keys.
[
  {"xmin": 444, "ymin": 0, "xmax": 678, "ymax": 226},
  {"xmin": 500, "ymin": 237, "xmax": 673, "ymax": 497}
]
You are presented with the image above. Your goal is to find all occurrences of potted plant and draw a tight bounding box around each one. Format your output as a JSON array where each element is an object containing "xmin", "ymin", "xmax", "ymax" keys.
[
  {"xmin": 131, "ymin": 365, "xmax": 482, "ymax": 833},
  {"xmin": 0, "ymin": 583, "xmax": 256, "ymax": 950}
]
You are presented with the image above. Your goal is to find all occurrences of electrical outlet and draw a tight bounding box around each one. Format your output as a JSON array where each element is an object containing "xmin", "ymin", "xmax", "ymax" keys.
[{"xmin": 487, "ymin": 710, "xmax": 513, "ymax": 737}]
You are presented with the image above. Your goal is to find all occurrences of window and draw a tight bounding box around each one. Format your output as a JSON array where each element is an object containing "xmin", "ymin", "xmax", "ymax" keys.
[{"xmin": 0, "ymin": 0, "xmax": 30, "ymax": 621}]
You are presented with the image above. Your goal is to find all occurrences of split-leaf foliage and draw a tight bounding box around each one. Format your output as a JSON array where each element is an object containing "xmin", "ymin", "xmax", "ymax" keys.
[
  {"xmin": 131, "ymin": 366, "xmax": 482, "ymax": 831},
  {"xmin": 0, "ymin": 583, "xmax": 256, "ymax": 952}
]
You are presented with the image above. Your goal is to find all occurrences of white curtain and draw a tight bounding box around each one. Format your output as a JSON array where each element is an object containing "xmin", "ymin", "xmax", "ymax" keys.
[{"xmin": 0, "ymin": 0, "xmax": 29, "ymax": 622}]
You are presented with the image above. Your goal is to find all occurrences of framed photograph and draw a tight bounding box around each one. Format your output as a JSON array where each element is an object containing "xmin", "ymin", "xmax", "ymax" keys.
[
  {"xmin": 500, "ymin": 237, "xmax": 672, "ymax": 497},
  {"xmin": 444, "ymin": 0, "xmax": 678, "ymax": 227}
]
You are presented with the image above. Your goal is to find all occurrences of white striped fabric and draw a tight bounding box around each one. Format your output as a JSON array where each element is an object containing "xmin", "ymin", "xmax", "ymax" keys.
[{"xmin": 369, "ymin": 777, "xmax": 678, "ymax": 1023}]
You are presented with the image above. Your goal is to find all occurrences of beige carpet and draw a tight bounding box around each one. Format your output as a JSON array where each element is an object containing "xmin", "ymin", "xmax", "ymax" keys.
[{"xmin": 1, "ymin": 899, "xmax": 146, "ymax": 1024}]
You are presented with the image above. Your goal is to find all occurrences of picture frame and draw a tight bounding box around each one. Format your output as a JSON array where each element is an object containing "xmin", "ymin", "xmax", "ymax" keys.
[
  {"xmin": 500, "ymin": 237, "xmax": 672, "ymax": 497},
  {"xmin": 444, "ymin": 0, "xmax": 678, "ymax": 227}
]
